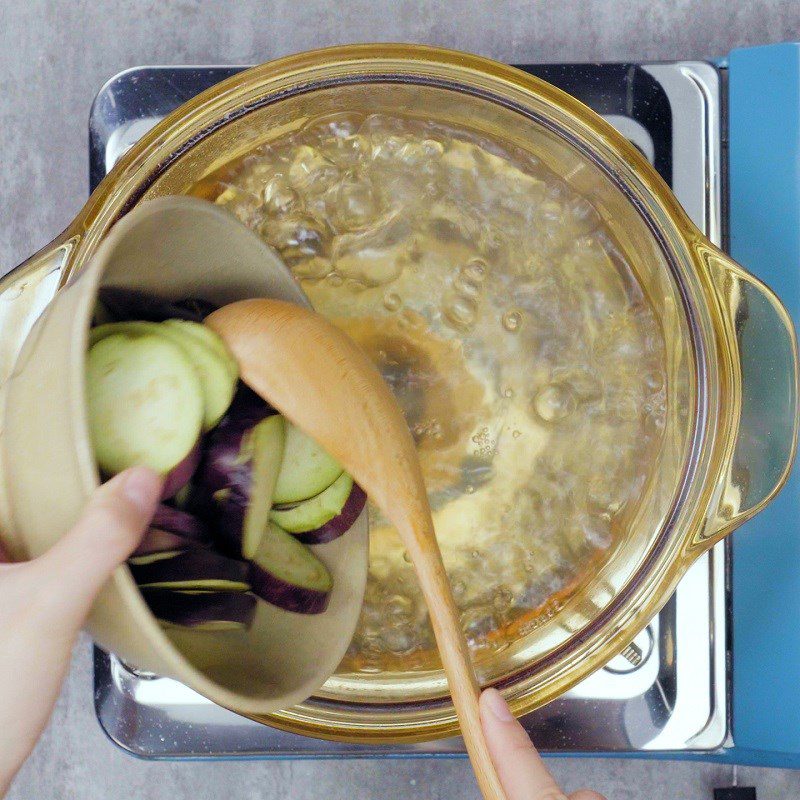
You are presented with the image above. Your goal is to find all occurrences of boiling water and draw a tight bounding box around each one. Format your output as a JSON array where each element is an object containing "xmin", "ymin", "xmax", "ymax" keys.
[{"xmin": 191, "ymin": 112, "xmax": 667, "ymax": 672}]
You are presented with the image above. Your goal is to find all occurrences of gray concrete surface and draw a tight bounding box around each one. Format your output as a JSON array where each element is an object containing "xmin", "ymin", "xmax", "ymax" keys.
[{"xmin": 1, "ymin": 1, "xmax": 800, "ymax": 797}]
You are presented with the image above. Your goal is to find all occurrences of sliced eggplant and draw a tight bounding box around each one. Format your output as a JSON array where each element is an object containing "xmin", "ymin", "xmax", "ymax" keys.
[
  {"xmin": 200, "ymin": 415, "xmax": 285, "ymax": 558},
  {"xmin": 86, "ymin": 333, "xmax": 203, "ymax": 479},
  {"xmin": 171, "ymin": 483, "xmax": 193, "ymax": 510},
  {"xmin": 166, "ymin": 319, "xmax": 238, "ymax": 382},
  {"xmin": 133, "ymin": 529, "xmax": 207, "ymax": 557},
  {"xmin": 98, "ymin": 288, "xmax": 217, "ymax": 323},
  {"xmin": 140, "ymin": 588, "xmax": 257, "ymax": 631},
  {"xmin": 160, "ymin": 443, "xmax": 202, "ymax": 500},
  {"xmin": 226, "ymin": 384, "xmax": 277, "ymax": 427},
  {"xmin": 90, "ymin": 321, "xmax": 237, "ymax": 430},
  {"xmin": 248, "ymin": 522, "xmax": 332, "ymax": 614},
  {"xmin": 270, "ymin": 473, "xmax": 367, "ymax": 545},
  {"xmin": 151, "ymin": 504, "xmax": 208, "ymax": 542},
  {"xmin": 273, "ymin": 422, "xmax": 343, "ymax": 504},
  {"xmin": 129, "ymin": 549, "xmax": 250, "ymax": 591},
  {"xmin": 128, "ymin": 548, "xmax": 187, "ymax": 566}
]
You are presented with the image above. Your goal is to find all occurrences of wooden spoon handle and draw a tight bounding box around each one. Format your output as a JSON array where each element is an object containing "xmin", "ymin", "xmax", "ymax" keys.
[{"xmin": 404, "ymin": 522, "xmax": 508, "ymax": 800}]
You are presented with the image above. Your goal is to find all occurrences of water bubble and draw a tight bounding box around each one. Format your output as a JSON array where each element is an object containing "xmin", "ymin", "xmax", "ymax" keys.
[
  {"xmin": 385, "ymin": 594, "xmax": 414, "ymax": 617},
  {"xmin": 332, "ymin": 176, "xmax": 380, "ymax": 231},
  {"xmin": 454, "ymin": 274, "xmax": 481, "ymax": 299},
  {"xmin": 292, "ymin": 256, "xmax": 333, "ymax": 280},
  {"xmin": 380, "ymin": 626, "xmax": 416, "ymax": 655},
  {"xmin": 262, "ymin": 175, "xmax": 299, "ymax": 214},
  {"xmin": 215, "ymin": 184, "xmax": 261, "ymax": 226},
  {"xmin": 258, "ymin": 213, "xmax": 328, "ymax": 265},
  {"xmin": 532, "ymin": 383, "xmax": 577, "ymax": 424},
  {"xmin": 383, "ymin": 292, "xmax": 402, "ymax": 312},
  {"xmin": 402, "ymin": 550, "xmax": 412, "ymax": 563},
  {"xmin": 399, "ymin": 309, "xmax": 425, "ymax": 329},
  {"xmin": 643, "ymin": 370, "xmax": 664, "ymax": 392},
  {"xmin": 512, "ymin": 430, "xmax": 522, "ymax": 439},
  {"xmin": 460, "ymin": 606, "xmax": 498, "ymax": 646},
  {"xmin": 304, "ymin": 112, "xmax": 363, "ymax": 141},
  {"xmin": 397, "ymin": 141, "xmax": 435, "ymax": 167},
  {"xmin": 326, "ymin": 272, "xmax": 344, "ymax": 287},
  {"xmin": 443, "ymin": 296, "xmax": 477, "ymax": 331},
  {"xmin": 372, "ymin": 134, "xmax": 407, "ymax": 162},
  {"xmin": 336, "ymin": 134, "xmax": 370, "ymax": 166},
  {"xmin": 502, "ymin": 387, "xmax": 514, "ymax": 398},
  {"xmin": 421, "ymin": 138, "xmax": 445, "ymax": 158},
  {"xmin": 502, "ymin": 310, "xmax": 522, "ymax": 332},
  {"xmin": 288, "ymin": 145, "xmax": 339, "ymax": 194},
  {"xmin": 463, "ymin": 258, "xmax": 488, "ymax": 283}
]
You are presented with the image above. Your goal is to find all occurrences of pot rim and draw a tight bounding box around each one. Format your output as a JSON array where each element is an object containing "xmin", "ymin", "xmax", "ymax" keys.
[{"xmin": 45, "ymin": 44, "xmax": 795, "ymax": 741}]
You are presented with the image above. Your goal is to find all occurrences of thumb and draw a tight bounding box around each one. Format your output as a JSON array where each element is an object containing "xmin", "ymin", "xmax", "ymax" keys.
[
  {"xmin": 480, "ymin": 688, "xmax": 568, "ymax": 800},
  {"xmin": 33, "ymin": 467, "xmax": 162, "ymax": 622}
]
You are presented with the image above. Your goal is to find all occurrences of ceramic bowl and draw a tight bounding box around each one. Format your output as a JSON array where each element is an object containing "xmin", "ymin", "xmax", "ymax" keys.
[{"xmin": 0, "ymin": 196, "xmax": 369, "ymax": 716}]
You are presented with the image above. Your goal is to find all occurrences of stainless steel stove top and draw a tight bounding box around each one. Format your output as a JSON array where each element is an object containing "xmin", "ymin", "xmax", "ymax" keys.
[{"xmin": 90, "ymin": 61, "xmax": 727, "ymax": 758}]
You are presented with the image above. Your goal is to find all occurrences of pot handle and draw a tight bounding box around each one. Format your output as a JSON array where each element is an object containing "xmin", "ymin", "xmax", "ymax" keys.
[
  {"xmin": 0, "ymin": 233, "xmax": 78, "ymax": 387},
  {"xmin": 0, "ymin": 233, "xmax": 77, "ymax": 558},
  {"xmin": 692, "ymin": 245, "xmax": 799, "ymax": 552}
]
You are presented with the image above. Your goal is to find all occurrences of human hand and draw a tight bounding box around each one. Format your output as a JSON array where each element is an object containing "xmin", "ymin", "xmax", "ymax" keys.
[
  {"xmin": 480, "ymin": 688, "xmax": 606, "ymax": 800},
  {"xmin": 0, "ymin": 467, "xmax": 162, "ymax": 796}
]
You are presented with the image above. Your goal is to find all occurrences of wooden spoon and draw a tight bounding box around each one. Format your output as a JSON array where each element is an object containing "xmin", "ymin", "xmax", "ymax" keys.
[{"xmin": 207, "ymin": 298, "xmax": 508, "ymax": 800}]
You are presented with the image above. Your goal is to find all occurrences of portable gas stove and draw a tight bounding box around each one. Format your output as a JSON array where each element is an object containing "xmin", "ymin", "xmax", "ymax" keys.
[{"xmin": 83, "ymin": 46, "xmax": 799, "ymax": 768}]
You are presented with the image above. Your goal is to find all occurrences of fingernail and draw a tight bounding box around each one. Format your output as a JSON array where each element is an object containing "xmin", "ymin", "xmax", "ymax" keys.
[
  {"xmin": 122, "ymin": 467, "xmax": 162, "ymax": 513},
  {"xmin": 483, "ymin": 688, "xmax": 514, "ymax": 722}
]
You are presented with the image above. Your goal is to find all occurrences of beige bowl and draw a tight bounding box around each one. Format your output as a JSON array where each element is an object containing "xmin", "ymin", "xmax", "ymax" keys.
[{"xmin": 0, "ymin": 196, "xmax": 369, "ymax": 715}]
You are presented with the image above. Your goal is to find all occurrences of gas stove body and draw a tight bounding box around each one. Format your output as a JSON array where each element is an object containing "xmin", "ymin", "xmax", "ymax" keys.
[{"xmin": 87, "ymin": 45, "xmax": 800, "ymax": 767}]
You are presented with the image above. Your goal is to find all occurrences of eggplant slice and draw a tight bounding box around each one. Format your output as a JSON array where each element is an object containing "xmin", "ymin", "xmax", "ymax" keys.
[
  {"xmin": 129, "ymin": 549, "xmax": 250, "ymax": 591},
  {"xmin": 249, "ymin": 522, "xmax": 332, "ymax": 614},
  {"xmin": 141, "ymin": 587, "xmax": 257, "ymax": 631},
  {"xmin": 97, "ymin": 288, "xmax": 218, "ymax": 323},
  {"xmin": 271, "ymin": 474, "xmax": 367, "ymax": 545}
]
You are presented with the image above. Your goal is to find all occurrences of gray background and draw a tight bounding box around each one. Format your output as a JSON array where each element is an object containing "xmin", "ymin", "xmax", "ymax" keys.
[{"xmin": 1, "ymin": 1, "xmax": 799, "ymax": 797}]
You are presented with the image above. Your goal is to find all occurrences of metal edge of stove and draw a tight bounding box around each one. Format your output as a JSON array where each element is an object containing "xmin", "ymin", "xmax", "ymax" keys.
[{"xmin": 88, "ymin": 61, "xmax": 726, "ymax": 758}]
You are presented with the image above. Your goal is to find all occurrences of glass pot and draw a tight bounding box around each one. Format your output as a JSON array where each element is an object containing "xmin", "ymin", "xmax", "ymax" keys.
[{"xmin": 1, "ymin": 44, "xmax": 796, "ymax": 742}]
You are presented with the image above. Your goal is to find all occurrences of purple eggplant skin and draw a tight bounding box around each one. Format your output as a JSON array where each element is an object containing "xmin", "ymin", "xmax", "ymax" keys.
[
  {"xmin": 128, "ymin": 549, "xmax": 250, "ymax": 589},
  {"xmin": 161, "ymin": 441, "xmax": 203, "ymax": 500},
  {"xmin": 134, "ymin": 528, "xmax": 209, "ymax": 557},
  {"xmin": 248, "ymin": 561, "xmax": 331, "ymax": 614},
  {"xmin": 196, "ymin": 428, "xmax": 254, "ymax": 555},
  {"xmin": 140, "ymin": 588, "xmax": 257, "ymax": 629},
  {"xmin": 227, "ymin": 384, "xmax": 277, "ymax": 427},
  {"xmin": 199, "ymin": 390, "xmax": 275, "ymax": 493},
  {"xmin": 151, "ymin": 504, "xmax": 208, "ymax": 542},
  {"xmin": 196, "ymin": 388, "xmax": 276, "ymax": 553},
  {"xmin": 98, "ymin": 288, "xmax": 218, "ymax": 323},
  {"xmin": 293, "ymin": 484, "xmax": 368, "ymax": 545}
]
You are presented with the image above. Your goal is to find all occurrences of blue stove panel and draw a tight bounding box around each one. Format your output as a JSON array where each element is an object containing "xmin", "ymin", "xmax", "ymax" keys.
[{"xmin": 728, "ymin": 42, "xmax": 800, "ymax": 768}]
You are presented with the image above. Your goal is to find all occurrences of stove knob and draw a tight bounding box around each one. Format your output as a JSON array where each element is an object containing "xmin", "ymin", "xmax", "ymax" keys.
[{"xmin": 713, "ymin": 789, "xmax": 756, "ymax": 799}]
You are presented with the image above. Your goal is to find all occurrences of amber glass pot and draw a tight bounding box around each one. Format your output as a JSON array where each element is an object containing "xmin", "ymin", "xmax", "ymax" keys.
[{"xmin": 1, "ymin": 45, "xmax": 797, "ymax": 742}]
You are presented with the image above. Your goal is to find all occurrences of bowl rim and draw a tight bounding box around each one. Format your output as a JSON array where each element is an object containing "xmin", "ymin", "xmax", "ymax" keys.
[{"xmin": 60, "ymin": 197, "xmax": 370, "ymax": 716}]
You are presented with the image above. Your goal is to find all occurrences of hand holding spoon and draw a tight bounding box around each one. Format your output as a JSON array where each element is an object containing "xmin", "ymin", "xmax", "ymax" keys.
[{"xmin": 207, "ymin": 298, "xmax": 508, "ymax": 800}]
